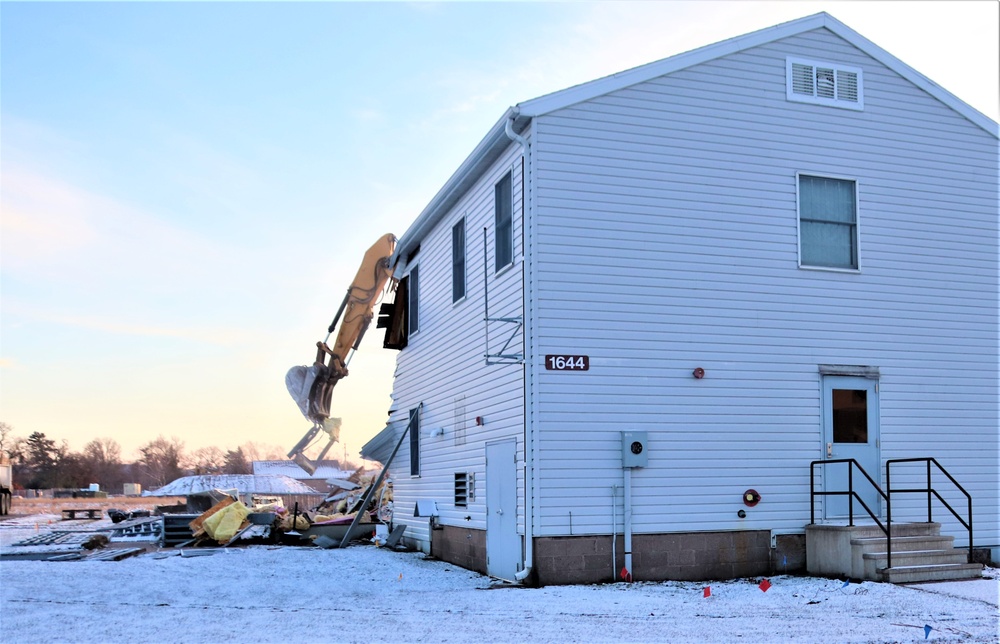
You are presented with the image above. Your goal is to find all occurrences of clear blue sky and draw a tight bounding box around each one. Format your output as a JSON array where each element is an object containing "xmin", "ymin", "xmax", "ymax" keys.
[{"xmin": 2, "ymin": 1, "xmax": 997, "ymax": 461}]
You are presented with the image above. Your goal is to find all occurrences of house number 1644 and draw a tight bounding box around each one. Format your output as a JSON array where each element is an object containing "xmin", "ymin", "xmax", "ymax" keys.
[{"xmin": 545, "ymin": 355, "xmax": 589, "ymax": 371}]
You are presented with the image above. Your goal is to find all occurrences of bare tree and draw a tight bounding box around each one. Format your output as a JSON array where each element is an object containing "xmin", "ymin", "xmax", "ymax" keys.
[
  {"xmin": 187, "ymin": 446, "xmax": 225, "ymax": 475},
  {"xmin": 137, "ymin": 436, "xmax": 185, "ymax": 488},
  {"xmin": 82, "ymin": 438, "xmax": 125, "ymax": 493},
  {"xmin": 239, "ymin": 441, "xmax": 286, "ymax": 463},
  {"xmin": 0, "ymin": 421, "xmax": 13, "ymax": 458}
]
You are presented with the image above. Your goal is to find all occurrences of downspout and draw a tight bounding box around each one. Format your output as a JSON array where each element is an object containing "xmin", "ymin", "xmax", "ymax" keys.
[{"xmin": 505, "ymin": 110, "xmax": 534, "ymax": 583}]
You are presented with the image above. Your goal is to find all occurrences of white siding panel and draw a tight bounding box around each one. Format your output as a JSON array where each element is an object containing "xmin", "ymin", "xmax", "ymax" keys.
[
  {"xmin": 389, "ymin": 140, "xmax": 528, "ymax": 550},
  {"xmin": 532, "ymin": 28, "xmax": 997, "ymax": 548}
]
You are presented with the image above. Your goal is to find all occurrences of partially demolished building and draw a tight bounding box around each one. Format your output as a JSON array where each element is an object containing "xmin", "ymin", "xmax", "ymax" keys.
[{"xmin": 363, "ymin": 13, "xmax": 998, "ymax": 585}]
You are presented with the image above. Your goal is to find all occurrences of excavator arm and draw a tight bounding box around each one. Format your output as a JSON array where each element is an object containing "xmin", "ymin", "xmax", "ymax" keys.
[{"xmin": 285, "ymin": 233, "xmax": 397, "ymax": 474}]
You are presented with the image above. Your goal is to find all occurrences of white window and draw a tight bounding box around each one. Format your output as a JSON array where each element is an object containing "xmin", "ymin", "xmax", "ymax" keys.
[
  {"xmin": 797, "ymin": 174, "xmax": 859, "ymax": 270},
  {"xmin": 786, "ymin": 57, "xmax": 863, "ymax": 110}
]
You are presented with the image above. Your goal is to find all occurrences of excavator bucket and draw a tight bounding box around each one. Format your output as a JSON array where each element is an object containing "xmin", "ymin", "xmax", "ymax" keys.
[{"xmin": 286, "ymin": 233, "xmax": 397, "ymax": 472}]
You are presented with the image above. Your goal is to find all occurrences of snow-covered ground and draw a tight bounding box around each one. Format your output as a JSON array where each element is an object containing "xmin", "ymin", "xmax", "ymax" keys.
[{"xmin": 2, "ymin": 515, "xmax": 997, "ymax": 643}]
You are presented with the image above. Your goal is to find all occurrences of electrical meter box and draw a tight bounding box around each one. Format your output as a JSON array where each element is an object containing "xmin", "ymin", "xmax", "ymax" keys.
[{"xmin": 621, "ymin": 431, "xmax": 648, "ymax": 468}]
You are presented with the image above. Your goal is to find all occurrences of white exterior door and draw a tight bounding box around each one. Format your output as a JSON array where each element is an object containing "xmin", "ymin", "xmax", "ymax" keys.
[
  {"xmin": 486, "ymin": 440, "xmax": 519, "ymax": 580},
  {"xmin": 822, "ymin": 376, "xmax": 881, "ymax": 519}
]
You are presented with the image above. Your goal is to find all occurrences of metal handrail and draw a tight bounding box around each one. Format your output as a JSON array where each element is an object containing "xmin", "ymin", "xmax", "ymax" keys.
[
  {"xmin": 810, "ymin": 458, "xmax": 893, "ymax": 568},
  {"xmin": 886, "ymin": 457, "xmax": 974, "ymax": 564}
]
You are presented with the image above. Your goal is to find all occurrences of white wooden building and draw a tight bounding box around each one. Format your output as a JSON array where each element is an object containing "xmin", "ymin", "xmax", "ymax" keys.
[{"xmin": 362, "ymin": 12, "xmax": 998, "ymax": 585}]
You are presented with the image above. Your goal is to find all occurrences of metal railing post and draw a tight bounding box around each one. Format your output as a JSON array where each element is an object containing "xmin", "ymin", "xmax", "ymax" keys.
[
  {"xmin": 926, "ymin": 459, "xmax": 933, "ymax": 523},
  {"xmin": 809, "ymin": 463, "xmax": 816, "ymax": 525},
  {"xmin": 848, "ymin": 464, "xmax": 854, "ymax": 526},
  {"xmin": 885, "ymin": 462, "xmax": 892, "ymax": 570}
]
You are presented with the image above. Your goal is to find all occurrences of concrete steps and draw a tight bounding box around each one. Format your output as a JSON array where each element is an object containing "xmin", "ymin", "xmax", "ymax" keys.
[
  {"xmin": 806, "ymin": 522, "xmax": 982, "ymax": 583},
  {"xmin": 881, "ymin": 563, "xmax": 984, "ymax": 584}
]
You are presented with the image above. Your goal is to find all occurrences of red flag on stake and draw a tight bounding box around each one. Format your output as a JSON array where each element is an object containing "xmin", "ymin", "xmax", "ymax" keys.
[
  {"xmin": 759, "ymin": 578, "xmax": 772, "ymax": 592},
  {"xmin": 703, "ymin": 587, "xmax": 711, "ymax": 598},
  {"xmin": 620, "ymin": 566, "xmax": 632, "ymax": 582}
]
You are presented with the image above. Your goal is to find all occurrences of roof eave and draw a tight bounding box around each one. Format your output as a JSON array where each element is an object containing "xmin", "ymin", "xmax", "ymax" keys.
[{"xmin": 393, "ymin": 107, "xmax": 531, "ymax": 266}]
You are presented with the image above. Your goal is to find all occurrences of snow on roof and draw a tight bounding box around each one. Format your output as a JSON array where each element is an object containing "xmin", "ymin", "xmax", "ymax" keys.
[
  {"xmin": 251, "ymin": 460, "xmax": 355, "ymax": 481},
  {"xmin": 145, "ymin": 474, "xmax": 323, "ymax": 497}
]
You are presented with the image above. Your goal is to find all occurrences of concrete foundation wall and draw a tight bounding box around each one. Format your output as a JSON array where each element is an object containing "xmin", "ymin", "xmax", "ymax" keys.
[
  {"xmin": 530, "ymin": 531, "xmax": 804, "ymax": 586},
  {"xmin": 430, "ymin": 525, "xmax": 487, "ymax": 575},
  {"xmin": 428, "ymin": 528, "xmax": 806, "ymax": 586}
]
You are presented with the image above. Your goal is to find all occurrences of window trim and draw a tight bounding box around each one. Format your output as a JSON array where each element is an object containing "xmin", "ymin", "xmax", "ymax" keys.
[
  {"xmin": 786, "ymin": 56, "xmax": 864, "ymax": 111},
  {"xmin": 494, "ymin": 171, "xmax": 514, "ymax": 273},
  {"xmin": 796, "ymin": 171, "xmax": 862, "ymax": 273},
  {"xmin": 452, "ymin": 217, "xmax": 466, "ymax": 304}
]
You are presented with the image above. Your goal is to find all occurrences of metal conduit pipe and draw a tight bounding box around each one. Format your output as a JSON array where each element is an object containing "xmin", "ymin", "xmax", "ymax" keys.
[
  {"xmin": 624, "ymin": 468, "xmax": 633, "ymax": 580},
  {"xmin": 612, "ymin": 484, "xmax": 619, "ymax": 578},
  {"xmin": 505, "ymin": 112, "xmax": 534, "ymax": 583}
]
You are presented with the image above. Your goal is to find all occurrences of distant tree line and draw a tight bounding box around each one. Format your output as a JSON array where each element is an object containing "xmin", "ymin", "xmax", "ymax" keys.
[{"xmin": 0, "ymin": 421, "xmax": 297, "ymax": 493}]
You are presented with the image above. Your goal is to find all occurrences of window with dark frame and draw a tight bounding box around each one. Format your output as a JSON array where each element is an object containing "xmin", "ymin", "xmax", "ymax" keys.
[
  {"xmin": 452, "ymin": 218, "xmax": 466, "ymax": 302},
  {"xmin": 408, "ymin": 407, "xmax": 420, "ymax": 476},
  {"xmin": 408, "ymin": 265, "xmax": 419, "ymax": 334},
  {"xmin": 494, "ymin": 172, "xmax": 513, "ymax": 272},
  {"xmin": 798, "ymin": 174, "xmax": 858, "ymax": 270}
]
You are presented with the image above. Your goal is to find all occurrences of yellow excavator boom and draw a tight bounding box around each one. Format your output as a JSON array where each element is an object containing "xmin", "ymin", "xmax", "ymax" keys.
[{"xmin": 285, "ymin": 233, "xmax": 397, "ymax": 474}]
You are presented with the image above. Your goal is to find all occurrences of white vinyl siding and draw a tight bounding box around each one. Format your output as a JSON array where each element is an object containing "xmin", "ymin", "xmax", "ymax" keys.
[
  {"xmin": 387, "ymin": 144, "xmax": 526, "ymax": 551},
  {"xmin": 797, "ymin": 174, "xmax": 858, "ymax": 270},
  {"xmin": 530, "ymin": 28, "xmax": 996, "ymax": 547}
]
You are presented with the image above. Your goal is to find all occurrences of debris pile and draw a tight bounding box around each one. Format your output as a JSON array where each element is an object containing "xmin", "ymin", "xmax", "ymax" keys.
[{"xmin": 1, "ymin": 467, "xmax": 402, "ymax": 562}]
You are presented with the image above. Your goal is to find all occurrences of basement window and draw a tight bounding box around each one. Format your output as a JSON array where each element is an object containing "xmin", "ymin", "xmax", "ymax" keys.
[
  {"xmin": 786, "ymin": 57, "xmax": 863, "ymax": 110},
  {"xmin": 454, "ymin": 472, "xmax": 475, "ymax": 507}
]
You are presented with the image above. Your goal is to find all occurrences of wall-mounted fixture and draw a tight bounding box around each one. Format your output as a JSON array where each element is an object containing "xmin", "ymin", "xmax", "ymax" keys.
[
  {"xmin": 430, "ymin": 427, "xmax": 444, "ymax": 437},
  {"xmin": 693, "ymin": 367, "xmax": 705, "ymax": 379},
  {"xmin": 738, "ymin": 509, "xmax": 747, "ymax": 518},
  {"xmin": 475, "ymin": 416, "xmax": 484, "ymax": 426},
  {"xmin": 743, "ymin": 489, "xmax": 761, "ymax": 507},
  {"xmin": 621, "ymin": 431, "xmax": 648, "ymax": 468}
]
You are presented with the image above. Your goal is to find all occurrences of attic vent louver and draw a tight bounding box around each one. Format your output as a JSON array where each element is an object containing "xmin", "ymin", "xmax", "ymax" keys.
[{"xmin": 786, "ymin": 57, "xmax": 863, "ymax": 111}]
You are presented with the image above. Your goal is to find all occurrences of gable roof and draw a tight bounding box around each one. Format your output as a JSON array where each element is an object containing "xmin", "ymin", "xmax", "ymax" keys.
[
  {"xmin": 517, "ymin": 12, "xmax": 997, "ymax": 134},
  {"xmin": 393, "ymin": 12, "xmax": 997, "ymax": 264}
]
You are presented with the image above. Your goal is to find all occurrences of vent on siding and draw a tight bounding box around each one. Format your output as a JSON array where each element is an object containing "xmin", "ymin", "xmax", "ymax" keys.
[
  {"xmin": 786, "ymin": 57, "xmax": 863, "ymax": 110},
  {"xmin": 454, "ymin": 472, "xmax": 474, "ymax": 507}
]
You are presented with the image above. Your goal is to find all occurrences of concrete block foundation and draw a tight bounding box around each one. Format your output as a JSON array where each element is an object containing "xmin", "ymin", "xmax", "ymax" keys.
[
  {"xmin": 430, "ymin": 525, "xmax": 487, "ymax": 575},
  {"xmin": 428, "ymin": 528, "xmax": 807, "ymax": 586}
]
